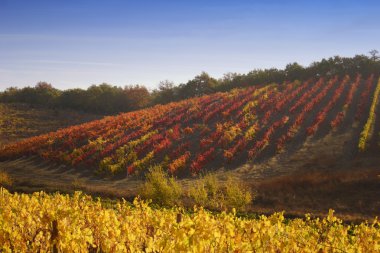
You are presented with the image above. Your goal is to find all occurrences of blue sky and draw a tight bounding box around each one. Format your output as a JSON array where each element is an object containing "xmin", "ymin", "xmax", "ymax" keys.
[{"xmin": 0, "ymin": 0, "xmax": 379, "ymax": 90}]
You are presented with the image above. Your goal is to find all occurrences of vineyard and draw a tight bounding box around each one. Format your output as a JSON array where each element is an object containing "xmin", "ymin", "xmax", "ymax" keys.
[
  {"xmin": 1, "ymin": 74, "xmax": 380, "ymax": 177},
  {"xmin": 0, "ymin": 188, "xmax": 379, "ymax": 252}
]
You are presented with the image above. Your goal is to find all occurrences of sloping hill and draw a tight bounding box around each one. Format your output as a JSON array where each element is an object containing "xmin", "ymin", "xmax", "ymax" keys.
[
  {"xmin": 1, "ymin": 73, "xmax": 380, "ymax": 219},
  {"xmin": 1, "ymin": 74, "xmax": 380, "ymax": 179},
  {"xmin": 0, "ymin": 103, "xmax": 100, "ymax": 146}
]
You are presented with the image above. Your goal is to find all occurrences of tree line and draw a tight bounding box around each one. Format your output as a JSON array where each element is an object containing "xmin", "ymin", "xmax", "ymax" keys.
[{"xmin": 1, "ymin": 53, "xmax": 379, "ymax": 115}]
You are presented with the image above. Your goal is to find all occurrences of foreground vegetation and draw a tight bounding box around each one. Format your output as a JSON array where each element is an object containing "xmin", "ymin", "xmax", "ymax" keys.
[
  {"xmin": 0, "ymin": 188, "xmax": 379, "ymax": 252},
  {"xmin": 139, "ymin": 166, "xmax": 252, "ymax": 212}
]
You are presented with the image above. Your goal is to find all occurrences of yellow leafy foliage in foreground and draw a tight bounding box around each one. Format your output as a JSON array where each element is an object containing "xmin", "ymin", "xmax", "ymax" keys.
[{"xmin": 0, "ymin": 188, "xmax": 379, "ymax": 253}]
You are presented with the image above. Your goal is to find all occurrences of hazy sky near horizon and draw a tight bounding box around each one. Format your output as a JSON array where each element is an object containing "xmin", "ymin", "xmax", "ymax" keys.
[{"xmin": 1, "ymin": 0, "xmax": 379, "ymax": 90}]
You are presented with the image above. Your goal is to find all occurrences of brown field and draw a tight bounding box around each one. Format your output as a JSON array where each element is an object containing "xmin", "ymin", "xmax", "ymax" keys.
[{"xmin": 0, "ymin": 103, "xmax": 101, "ymax": 145}]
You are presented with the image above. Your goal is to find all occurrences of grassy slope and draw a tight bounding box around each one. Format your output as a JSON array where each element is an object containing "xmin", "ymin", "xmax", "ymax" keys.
[{"xmin": 0, "ymin": 103, "xmax": 101, "ymax": 145}]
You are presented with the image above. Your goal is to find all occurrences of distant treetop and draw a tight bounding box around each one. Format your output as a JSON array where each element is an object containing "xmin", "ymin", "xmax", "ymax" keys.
[{"xmin": 0, "ymin": 53, "xmax": 379, "ymax": 114}]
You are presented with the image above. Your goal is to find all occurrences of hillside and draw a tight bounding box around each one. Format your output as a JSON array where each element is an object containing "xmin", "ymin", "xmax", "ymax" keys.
[
  {"xmin": 1, "ymin": 74, "xmax": 380, "ymax": 219},
  {"xmin": 1, "ymin": 74, "xmax": 379, "ymax": 173},
  {"xmin": 0, "ymin": 103, "xmax": 100, "ymax": 146}
]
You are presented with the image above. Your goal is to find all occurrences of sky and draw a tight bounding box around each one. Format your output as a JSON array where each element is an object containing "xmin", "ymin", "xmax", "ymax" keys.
[{"xmin": 0, "ymin": 0, "xmax": 380, "ymax": 91}]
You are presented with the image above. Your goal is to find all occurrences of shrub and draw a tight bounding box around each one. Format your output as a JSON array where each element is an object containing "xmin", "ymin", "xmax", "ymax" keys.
[
  {"xmin": 0, "ymin": 171, "xmax": 13, "ymax": 187},
  {"xmin": 224, "ymin": 176, "xmax": 253, "ymax": 211},
  {"xmin": 188, "ymin": 173, "xmax": 220, "ymax": 208},
  {"xmin": 139, "ymin": 165, "xmax": 182, "ymax": 207},
  {"xmin": 188, "ymin": 173, "xmax": 253, "ymax": 212},
  {"xmin": 71, "ymin": 178, "xmax": 86, "ymax": 190}
]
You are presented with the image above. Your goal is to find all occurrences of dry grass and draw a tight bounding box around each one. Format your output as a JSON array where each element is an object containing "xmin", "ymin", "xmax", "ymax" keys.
[
  {"xmin": 0, "ymin": 103, "xmax": 100, "ymax": 145},
  {"xmin": 256, "ymin": 168, "xmax": 378, "ymax": 190},
  {"xmin": 250, "ymin": 167, "xmax": 380, "ymax": 221}
]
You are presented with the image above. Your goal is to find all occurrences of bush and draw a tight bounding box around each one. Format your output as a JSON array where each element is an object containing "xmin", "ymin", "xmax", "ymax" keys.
[
  {"xmin": 139, "ymin": 165, "xmax": 182, "ymax": 207},
  {"xmin": 188, "ymin": 173, "xmax": 221, "ymax": 208},
  {"xmin": 139, "ymin": 168, "xmax": 252, "ymax": 211},
  {"xmin": 224, "ymin": 176, "xmax": 253, "ymax": 211},
  {"xmin": 188, "ymin": 173, "xmax": 252, "ymax": 212},
  {"xmin": 71, "ymin": 178, "xmax": 86, "ymax": 190},
  {"xmin": 0, "ymin": 171, "xmax": 13, "ymax": 187}
]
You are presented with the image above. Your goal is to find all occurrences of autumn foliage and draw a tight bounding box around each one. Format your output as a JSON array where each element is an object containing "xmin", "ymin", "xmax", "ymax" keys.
[{"xmin": 1, "ymin": 74, "xmax": 379, "ymax": 176}]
